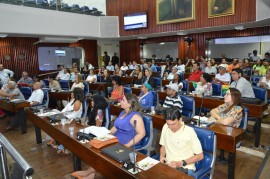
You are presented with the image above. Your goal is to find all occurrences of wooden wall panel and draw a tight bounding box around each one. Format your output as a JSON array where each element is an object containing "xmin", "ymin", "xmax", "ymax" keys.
[
  {"xmin": 0, "ymin": 37, "xmax": 97, "ymax": 80},
  {"xmin": 119, "ymin": 26, "xmax": 270, "ymax": 61},
  {"xmin": 107, "ymin": 0, "xmax": 256, "ymax": 36}
]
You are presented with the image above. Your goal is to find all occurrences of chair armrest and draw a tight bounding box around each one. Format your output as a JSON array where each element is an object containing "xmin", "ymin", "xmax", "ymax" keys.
[{"xmin": 190, "ymin": 167, "xmax": 211, "ymax": 179}]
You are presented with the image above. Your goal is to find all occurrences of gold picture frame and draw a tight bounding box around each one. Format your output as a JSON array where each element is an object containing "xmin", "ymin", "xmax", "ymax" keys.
[
  {"xmin": 156, "ymin": 0, "xmax": 195, "ymax": 25},
  {"xmin": 208, "ymin": 0, "xmax": 234, "ymax": 18}
]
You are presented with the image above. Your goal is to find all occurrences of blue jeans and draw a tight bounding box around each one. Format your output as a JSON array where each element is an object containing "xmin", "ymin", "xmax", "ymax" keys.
[{"xmin": 176, "ymin": 167, "xmax": 195, "ymax": 176}]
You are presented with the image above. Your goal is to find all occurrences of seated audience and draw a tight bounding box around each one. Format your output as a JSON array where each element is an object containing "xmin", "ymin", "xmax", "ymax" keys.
[
  {"xmin": 49, "ymin": 76, "xmax": 62, "ymax": 92},
  {"xmin": 227, "ymin": 58, "xmax": 240, "ymax": 74},
  {"xmin": 128, "ymin": 61, "xmax": 135, "ymax": 70},
  {"xmin": 252, "ymin": 59, "xmax": 263, "ymax": 76},
  {"xmin": 32, "ymin": 76, "xmax": 46, "ymax": 88},
  {"xmin": 258, "ymin": 69, "xmax": 270, "ymax": 88},
  {"xmin": 210, "ymin": 58, "xmax": 218, "ymax": 67},
  {"xmin": 72, "ymin": 93, "xmax": 145, "ymax": 179},
  {"xmin": 161, "ymin": 83, "xmax": 183, "ymax": 113},
  {"xmin": 238, "ymin": 59, "xmax": 248, "ymax": 76},
  {"xmin": 109, "ymin": 76, "xmax": 124, "ymax": 101},
  {"xmin": 130, "ymin": 65, "xmax": 143, "ymax": 84},
  {"xmin": 0, "ymin": 81, "xmax": 25, "ymax": 100},
  {"xmin": 70, "ymin": 63, "xmax": 78, "ymax": 73},
  {"xmin": 175, "ymin": 59, "xmax": 185, "ymax": 74},
  {"xmin": 210, "ymin": 88, "xmax": 243, "ymax": 127},
  {"xmin": 214, "ymin": 64, "xmax": 231, "ymax": 84},
  {"xmin": 167, "ymin": 67, "xmax": 178, "ymax": 80},
  {"xmin": 101, "ymin": 69, "xmax": 112, "ymax": 84},
  {"xmin": 70, "ymin": 74, "xmax": 84, "ymax": 91},
  {"xmin": 55, "ymin": 65, "xmax": 64, "ymax": 80},
  {"xmin": 230, "ymin": 68, "xmax": 255, "ymax": 98},
  {"xmin": 106, "ymin": 61, "xmax": 115, "ymax": 71},
  {"xmin": 138, "ymin": 83, "xmax": 154, "ymax": 110},
  {"xmin": 85, "ymin": 69, "xmax": 97, "ymax": 84},
  {"xmin": 188, "ymin": 63, "xmax": 202, "ymax": 82},
  {"xmin": 194, "ymin": 73, "xmax": 213, "ymax": 96},
  {"xmin": 168, "ymin": 74, "xmax": 183, "ymax": 91},
  {"xmin": 160, "ymin": 107, "xmax": 203, "ymax": 176},
  {"xmin": 204, "ymin": 61, "xmax": 217, "ymax": 74},
  {"xmin": 57, "ymin": 68, "xmax": 71, "ymax": 81},
  {"xmin": 221, "ymin": 58, "xmax": 228, "ymax": 69},
  {"xmin": 17, "ymin": 71, "xmax": 34, "ymax": 87},
  {"xmin": 70, "ymin": 68, "xmax": 80, "ymax": 82},
  {"xmin": 260, "ymin": 59, "xmax": 270, "ymax": 76},
  {"xmin": 142, "ymin": 68, "xmax": 155, "ymax": 89},
  {"xmin": 114, "ymin": 67, "xmax": 123, "ymax": 77},
  {"xmin": 250, "ymin": 50, "xmax": 261, "ymax": 62},
  {"xmin": 148, "ymin": 60, "xmax": 157, "ymax": 72},
  {"xmin": 87, "ymin": 94, "xmax": 108, "ymax": 127}
]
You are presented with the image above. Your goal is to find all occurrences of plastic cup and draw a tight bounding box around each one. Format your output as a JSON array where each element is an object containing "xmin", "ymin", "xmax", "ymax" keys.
[
  {"xmin": 151, "ymin": 106, "xmax": 155, "ymax": 114},
  {"xmin": 129, "ymin": 152, "xmax": 137, "ymax": 164},
  {"xmin": 69, "ymin": 127, "xmax": 74, "ymax": 135},
  {"xmin": 160, "ymin": 87, "xmax": 164, "ymax": 92},
  {"xmin": 39, "ymin": 108, "xmax": 44, "ymax": 114},
  {"xmin": 61, "ymin": 118, "xmax": 66, "ymax": 125},
  {"xmin": 226, "ymin": 127, "xmax": 233, "ymax": 135},
  {"xmin": 192, "ymin": 91, "xmax": 195, "ymax": 96}
]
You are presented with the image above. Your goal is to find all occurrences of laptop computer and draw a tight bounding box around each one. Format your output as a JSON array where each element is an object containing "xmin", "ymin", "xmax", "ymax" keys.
[{"xmin": 101, "ymin": 143, "xmax": 132, "ymax": 163}]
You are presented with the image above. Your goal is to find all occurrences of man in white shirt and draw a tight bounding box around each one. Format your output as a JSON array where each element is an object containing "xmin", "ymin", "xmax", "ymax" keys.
[
  {"xmin": 59, "ymin": 68, "xmax": 71, "ymax": 80},
  {"xmin": 28, "ymin": 82, "xmax": 44, "ymax": 106},
  {"xmin": 0, "ymin": 64, "xmax": 14, "ymax": 85},
  {"xmin": 167, "ymin": 67, "xmax": 178, "ymax": 80},
  {"xmin": 250, "ymin": 50, "xmax": 261, "ymax": 62},
  {"xmin": 214, "ymin": 64, "xmax": 231, "ymax": 84},
  {"xmin": 106, "ymin": 61, "xmax": 115, "ymax": 71},
  {"xmin": 56, "ymin": 65, "xmax": 64, "ymax": 80}
]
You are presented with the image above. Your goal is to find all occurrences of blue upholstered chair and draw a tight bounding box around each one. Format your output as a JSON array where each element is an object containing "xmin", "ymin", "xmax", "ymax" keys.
[
  {"xmin": 252, "ymin": 86, "xmax": 267, "ymax": 103},
  {"xmin": 240, "ymin": 107, "xmax": 249, "ymax": 129},
  {"xmin": 212, "ymin": 83, "xmax": 222, "ymax": 96},
  {"xmin": 190, "ymin": 126, "xmax": 216, "ymax": 179},
  {"xmin": 182, "ymin": 80, "xmax": 189, "ymax": 93},
  {"xmin": 153, "ymin": 77, "xmax": 161, "ymax": 89},
  {"xmin": 104, "ymin": 106, "xmax": 111, "ymax": 129},
  {"xmin": 107, "ymin": 86, "xmax": 113, "ymax": 97},
  {"xmin": 134, "ymin": 114, "xmax": 154, "ymax": 156},
  {"xmin": 156, "ymin": 66, "xmax": 161, "ymax": 73},
  {"xmin": 151, "ymin": 91, "xmax": 159, "ymax": 109},
  {"xmin": 20, "ymin": 87, "xmax": 32, "ymax": 100},
  {"xmin": 59, "ymin": 80, "xmax": 70, "ymax": 90},
  {"xmin": 83, "ymin": 82, "xmax": 89, "ymax": 96},
  {"xmin": 49, "ymin": 0, "xmax": 56, "ymax": 7},
  {"xmin": 33, "ymin": 89, "xmax": 49, "ymax": 109},
  {"xmin": 81, "ymin": 100, "xmax": 88, "ymax": 119},
  {"xmin": 179, "ymin": 95, "xmax": 195, "ymax": 118},
  {"xmin": 124, "ymin": 87, "xmax": 132, "ymax": 94},
  {"xmin": 71, "ymin": 4, "xmax": 80, "ymax": 11},
  {"xmin": 250, "ymin": 75, "xmax": 261, "ymax": 86},
  {"xmin": 247, "ymin": 67, "xmax": 252, "ymax": 76},
  {"xmin": 43, "ymin": 79, "xmax": 49, "ymax": 88}
]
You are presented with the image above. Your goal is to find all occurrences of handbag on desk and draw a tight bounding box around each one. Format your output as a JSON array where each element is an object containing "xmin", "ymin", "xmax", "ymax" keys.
[{"xmin": 89, "ymin": 135, "xmax": 118, "ymax": 149}]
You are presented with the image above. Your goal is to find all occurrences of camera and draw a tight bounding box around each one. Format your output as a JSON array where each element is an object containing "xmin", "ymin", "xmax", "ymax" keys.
[{"xmin": 184, "ymin": 36, "xmax": 193, "ymax": 43}]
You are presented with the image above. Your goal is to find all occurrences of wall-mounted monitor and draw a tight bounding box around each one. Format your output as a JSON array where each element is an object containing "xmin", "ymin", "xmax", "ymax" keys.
[
  {"xmin": 55, "ymin": 49, "xmax": 66, "ymax": 56},
  {"xmin": 124, "ymin": 12, "xmax": 147, "ymax": 30}
]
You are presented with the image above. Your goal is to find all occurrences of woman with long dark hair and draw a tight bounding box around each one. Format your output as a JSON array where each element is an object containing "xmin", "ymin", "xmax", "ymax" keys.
[{"xmin": 210, "ymin": 88, "xmax": 243, "ymax": 127}]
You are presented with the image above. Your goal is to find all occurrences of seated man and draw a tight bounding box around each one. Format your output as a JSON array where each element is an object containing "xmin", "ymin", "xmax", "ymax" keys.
[
  {"xmin": 0, "ymin": 81, "xmax": 25, "ymax": 100},
  {"xmin": 160, "ymin": 107, "xmax": 204, "ymax": 175},
  {"xmin": 160, "ymin": 83, "xmax": 183, "ymax": 113},
  {"xmin": 17, "ymin": 71, "xmax": 34, "ymax": 87},
  {"xmin": 188, "ymin": 62, "xmax": 202, "ymax": 82},
  {"xmin": 214, "ymin": 64, "xmax": 231, "ymax": 84},
  {"xmin": 167, "ymin": 67, "xmax": 178, "ymax": 80},
  {"xmin": 28, "ymin": 82, "xmax": 44, "ymax": 106}
]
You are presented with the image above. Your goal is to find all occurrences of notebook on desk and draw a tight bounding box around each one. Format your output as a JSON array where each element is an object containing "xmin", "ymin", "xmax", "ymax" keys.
[
  {"xmin": 9, "ymin": 99, "xmax": 26, "ymax": 104},
  {"xmin": 101, "ymin": 143, "xmax": 132, "ymax": 163}
]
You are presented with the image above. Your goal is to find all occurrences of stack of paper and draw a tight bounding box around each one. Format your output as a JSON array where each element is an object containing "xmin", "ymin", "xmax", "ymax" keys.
[
  {"xmin": 137, "ymin": 157, "xmax": 159, "ymax": 171},
  {"xmin": 79, "ymin": 126, "xmax": 111, "ymax": 137}
]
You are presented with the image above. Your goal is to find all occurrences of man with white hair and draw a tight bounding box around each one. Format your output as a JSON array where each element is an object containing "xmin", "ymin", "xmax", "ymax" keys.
[
  {"xmin": 0, "ymin": 81, "xmax": 25, "ymax": 100},
  {"xmin": 167, "ymin": 67, "xmax": 178, "ymax": 80},
  {"xmin": 214, "ymin": 64, "xmax": 231, "ymax": 84},
  {"xmin": 0, "ymin": 64, "xmax": 14, "ymax": 86},
  {"xmin": 17, "ymin": 71, "xmax": 33, "ymax": 86},
  {"xmin": 27, "ymin": 82, "xmax": 44, "ymax": 106}
]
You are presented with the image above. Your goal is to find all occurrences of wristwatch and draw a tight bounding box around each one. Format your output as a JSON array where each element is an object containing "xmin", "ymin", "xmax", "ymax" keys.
[{"xmin": 182, "ymin": 160, "xmax": 187, "ymax": 167}]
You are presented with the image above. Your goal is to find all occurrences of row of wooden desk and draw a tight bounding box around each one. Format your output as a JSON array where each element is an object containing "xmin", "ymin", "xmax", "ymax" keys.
[
  {"xmin": 25, "ymin": 109, "xmax": 192, "ymax": 179},
  {"xmin": 109, "ymin": 104, "xmax": 244, "ymax": 179}
]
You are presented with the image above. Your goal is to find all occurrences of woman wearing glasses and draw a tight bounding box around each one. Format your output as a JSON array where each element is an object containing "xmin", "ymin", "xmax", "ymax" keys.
[{"xmin": 209, "ymin": 88, "xmax": 243, "ymax": 128}]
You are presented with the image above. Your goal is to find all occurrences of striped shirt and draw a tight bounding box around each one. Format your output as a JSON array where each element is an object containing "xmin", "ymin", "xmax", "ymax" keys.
[{"xmin": 163, "ymin": 94, "xmax": 183, "ymax": 112}]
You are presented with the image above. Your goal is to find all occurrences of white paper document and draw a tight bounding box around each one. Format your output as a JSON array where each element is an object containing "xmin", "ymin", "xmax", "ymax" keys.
[
  {"xmin": 79, "ymin": 126, "xmax": 111, "ymax": 137},
  {"xmin": 137, "ymin": 157, "xmax": 159, "ymax": 171}
]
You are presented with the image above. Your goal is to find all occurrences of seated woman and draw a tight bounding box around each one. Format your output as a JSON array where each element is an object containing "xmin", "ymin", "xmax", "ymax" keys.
[
  {"xmin": 108, "ymin": 76, "xmax": 124, "ymax": 101},
  {"xmin": 87, "ymin": 94, "xmax": 108, "ymax": 127},
  {"xmin": 86, "ymin": 69, "xmax": 97, "ymax": 84},
  {"xmin": 209, "ymin": 88, "xmax": 243, "ymax": 127},
  {"xmin": 48, "ymin": 88, "xmax": 84, "ymax": 149},
  {"xmin": 70, "ymin": 74, "xmax": 85, "ymax": 91},
  {"xmin": 130, "ymin": 65, "xmax": 143, "ymax": 84},
  {"xmin": 114, "ymin": 67, "xmax": 123, "ymax": 77},
  {"xmin": 101, "ymin": 69, "xmax": 112, "ymax": 84},
  {"xmin": 194, "ymin": 73, "xmax": 213, "ymax": 96},
  {"xmin": 120, "ymin": 61, "xmax": 129, "ymax": 71},
  {"xmin": 138, "ymin": 83, "xmax": 153, "ymax": 111},
  {"xmin": 258, "ymin": 69, "xmax": 270, "ymax": 88},
  {"xmin": 204, "ymin": 61, "xmax": 217, "ymax": 74},
  {"xmin": 49, "ymin": 75, "xmax": 62, "ymax": 92},
  {"xmin": 32, "ymin": 75, "xmax": 46, "ymax": 88},
  {"xmin": 168, "ymin": 73, "xmax": 183, "ymax": 91},
  {"xmin": 72, "ymin": 93, "xmax": 146, "ymax": 179},
  {"xmin": 142, "ymin": 68, "xmax": 155, "ymax": 89}
]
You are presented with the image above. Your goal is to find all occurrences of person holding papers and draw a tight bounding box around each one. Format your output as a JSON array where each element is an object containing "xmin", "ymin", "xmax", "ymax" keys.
[
  {"xmin": 209, "ymin": 88, "xmax": 243, "ymax": 127},
  {"xmin": 71, "ymin": 93, "xmax": 145, "ymax": 179}
]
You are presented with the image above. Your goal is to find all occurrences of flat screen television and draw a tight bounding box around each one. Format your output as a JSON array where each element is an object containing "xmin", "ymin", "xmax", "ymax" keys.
[
  {"xmin": 124, "ymin": 12, "xmax": 147, "ymax": 30},
  {"xmin": 55, "ymin": 50, "xmax": 66, "ymax": 56}
]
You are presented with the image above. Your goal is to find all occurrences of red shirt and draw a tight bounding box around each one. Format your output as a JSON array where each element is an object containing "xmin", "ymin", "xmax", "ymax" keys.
[{"xmin": 188, "ymin": 70, "xmax": 202, "ymax": 82}]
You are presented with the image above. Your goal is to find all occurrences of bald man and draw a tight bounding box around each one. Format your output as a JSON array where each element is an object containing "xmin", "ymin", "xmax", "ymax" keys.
[{"xmin": 28, "ymin": 82, "xmax": 44, "ymax": 106}]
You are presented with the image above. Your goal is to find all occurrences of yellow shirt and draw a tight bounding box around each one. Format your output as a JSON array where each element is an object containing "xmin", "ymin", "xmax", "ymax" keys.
[{"xmin": 159, "ymin": 122, "xmax": 202, "ymax": 171}]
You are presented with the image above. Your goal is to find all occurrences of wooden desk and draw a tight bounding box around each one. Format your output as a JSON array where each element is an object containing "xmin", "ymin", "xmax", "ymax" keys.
[
  {"xmin": 131, "ymin": 87, "xmax": 141, "ymax": 96},
  {"xmin": 89, "ymin": 83, "xmax": 111, "ymax": 91},
  {"xmin": 161, "ymin": 80, "xmax": 170, "ymax": 86},
  {"xmin": 120, "ymin": 77, "xmax": 134, "ymax": 85},
  {"xmin": 49, "ymin": 91, "xmax": 71, "ymax": 101},
  {"xmin": 0, "ymin": 99, "xmax": 30, "ymax": 133},
  {"xmin": 26, "ymin": 110, "xmax": 192, "ymax": 179},
  {"xmin": 110, "ymin": 104, "xmax": 244, "ymax": 179},
  {"xmin": 267, "ymin": 89, "xmax": 270, "ymax": 100}
]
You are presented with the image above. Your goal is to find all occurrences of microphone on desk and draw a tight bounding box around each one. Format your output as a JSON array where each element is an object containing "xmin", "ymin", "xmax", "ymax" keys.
[{"xmin": 132, "ymin": 120, "xmax": 137, "ymax": 172}]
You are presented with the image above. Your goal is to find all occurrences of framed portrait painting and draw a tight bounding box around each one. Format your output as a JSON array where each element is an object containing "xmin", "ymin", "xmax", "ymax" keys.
[
  {"xmin": 156, "ymin": 0, "xmax": 195, "ymax": 25},
  {"xmin": 208, "ymin": 0, "xmax": 235, "ymax": 18}
]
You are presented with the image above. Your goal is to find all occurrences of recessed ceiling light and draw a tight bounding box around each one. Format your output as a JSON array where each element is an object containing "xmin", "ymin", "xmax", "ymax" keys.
[{"xmin": 160, "ymin": 42, "xmax": 165, "ymax": 45}]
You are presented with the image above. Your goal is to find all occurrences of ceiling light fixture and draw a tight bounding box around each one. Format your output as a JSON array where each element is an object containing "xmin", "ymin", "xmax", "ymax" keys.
[
  {"xmin": 177, "ymin": 31, "xmax": 187, "ymax": 36},
  {"xmin": 235, "ymin": 25, "xmax": 245, "ymax": 30},
  {"xmin": 0, "ymin": 34, "xmax": 7, "ymax": 38}
]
